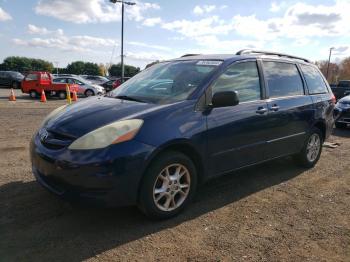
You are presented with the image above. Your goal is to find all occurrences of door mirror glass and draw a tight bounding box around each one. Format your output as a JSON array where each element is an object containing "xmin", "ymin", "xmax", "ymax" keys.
[{"xmin": 212, "ymin": 91, "xmax": 239, "ymax": 108}]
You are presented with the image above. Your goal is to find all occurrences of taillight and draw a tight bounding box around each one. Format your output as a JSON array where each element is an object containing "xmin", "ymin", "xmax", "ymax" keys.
[{"xmin": 331, "ymin": 93, "xmax": 336, "ymax": 104}]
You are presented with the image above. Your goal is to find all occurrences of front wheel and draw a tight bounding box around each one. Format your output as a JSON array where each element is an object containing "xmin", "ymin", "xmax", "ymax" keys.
[
  {"xmin": 294, "ymin": 128, "xmax": 323, "ymax": 168},
  {"xmin": 84, "ymin": 89, "xmax": 94, "ymax": 97},
  {"xmin": 29, "ymin": 90, "xmax": 38, "ymax": 99},
  {"xmin": 138, "ymin": 151, "xmax": 197, "ymax": 220}
]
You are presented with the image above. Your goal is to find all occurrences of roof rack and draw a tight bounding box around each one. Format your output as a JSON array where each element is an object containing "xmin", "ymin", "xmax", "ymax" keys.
[
  {"xmin": 181, "ymin": 54, "xmax": 200, "ymax": 57},
  {"xmin": 236, "ymin": 49, "xmax": 311, "ymax": 63}
]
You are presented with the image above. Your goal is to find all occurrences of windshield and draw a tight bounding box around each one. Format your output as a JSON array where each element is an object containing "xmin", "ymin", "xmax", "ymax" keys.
[{"xmin": 109, "ymin": 60, "xmax": 220, "ymax": 104}]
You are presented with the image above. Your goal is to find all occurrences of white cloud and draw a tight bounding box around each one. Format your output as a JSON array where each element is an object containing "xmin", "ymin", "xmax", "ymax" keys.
[
  {"xmin": 162, "ymin": 16, "xmax": 234, "ymax": 38},
  {"xmin": 193, "ymin": 4, "xmax": 227, "ymax": 15},
  {"xmin": 142, "ymin": 17, "xmax": 162, "ymax": 27},
  {"xmin": 28, "ymin": 24, "xmax": 64, "ymax": 35},
  {"xmin": 0, "ymin": 7, "xmax": 12, "ymax": 21},
  {"xmin": 269, "ymin": 2, "xmax": 285, "ymax": 12},
  {"xmin": 14, "ymin": 25, "xmax": 171, "ymax": 56},
  {"xmin": 163, "ymin": 0, "xmax": 350, "ymax": 49},
  {"xmin": 35, "ymin": 0, "xmax": 160, "ymax": 24},
  {"xmin": 127, "ymin": 41, "xmax": 170, "ymax": 51}
]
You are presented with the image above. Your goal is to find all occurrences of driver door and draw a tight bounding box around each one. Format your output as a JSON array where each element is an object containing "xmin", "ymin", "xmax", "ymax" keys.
[{"xmin": 206, "ymin": 60, "xmax": 270, "ymax": 176}]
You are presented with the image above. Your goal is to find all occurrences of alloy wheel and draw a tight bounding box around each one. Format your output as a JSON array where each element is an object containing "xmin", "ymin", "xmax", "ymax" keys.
[
  {"xmin": 306, "ymin": 133, "xmax": 321, "ymax": 162},
  {"xmin": 153, "ymin": 164, "xmax": 191, "ymax": 212}
]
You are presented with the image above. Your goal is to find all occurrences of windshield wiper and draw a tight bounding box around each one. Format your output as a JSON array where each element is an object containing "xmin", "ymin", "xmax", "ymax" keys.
[{"xmin": 115, "ymin": 95, "xmax": 146, "ymax": 103}]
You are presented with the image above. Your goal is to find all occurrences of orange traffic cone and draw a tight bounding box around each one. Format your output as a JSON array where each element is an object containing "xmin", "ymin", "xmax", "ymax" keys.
[
  {"xmin": 72, "ymin": 90, "xmax": 78, "ymax": 102},
  {"xmin": 40, "ymin": 90, "xmax": 47, "ymax": 103},
  {"xmin": 9, "ymin": 88, "xmax": 16, "ymax": 101}
]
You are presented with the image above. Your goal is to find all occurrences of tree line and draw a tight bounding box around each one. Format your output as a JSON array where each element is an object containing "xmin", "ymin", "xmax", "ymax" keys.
[
  {"xmin": 316, "ymin": 57, "xmax": 350, "ymax": 84},
  {"xmin": 0, "ymin": 56, "xmax": 140, "ymax": 77}
]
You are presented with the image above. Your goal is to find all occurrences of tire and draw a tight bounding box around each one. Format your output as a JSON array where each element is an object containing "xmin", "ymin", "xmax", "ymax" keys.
[
  {"xmin": 138, "ymin": 151, "xmax": 198, "ymax": 220},
  {"xmin": 335, "ymin": 122, "xmax": 347, "ymax": 129},
  {"xmin": 58, "ymin": 91, "xmax": 66, "ymax": 100},
  {"xmin": 85, "ymin": 89, "xmax": 94, "ymax": 97},
  {"xmin": 294, "ymin": 128, "xmax": 323, "ymax": 168},
  {"xmin": 29, "ymin": 90, "xmax": 38, "ymax": 99}
]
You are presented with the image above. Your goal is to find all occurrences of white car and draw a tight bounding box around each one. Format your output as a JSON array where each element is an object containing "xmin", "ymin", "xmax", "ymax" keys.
[{"xmin": 52, "ymin": 77, "xmax": 105, "ymax": 97}]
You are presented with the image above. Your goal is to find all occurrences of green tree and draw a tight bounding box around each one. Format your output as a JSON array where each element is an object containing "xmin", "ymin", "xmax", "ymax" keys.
[
  {"xmin": 108, "ymin": 63, "xmax": 140, "ymax": 77},
  {"xmin": 66, "ymin": 61, "xmax": 86, "ymax": 75},
  {"xmin": 66, "ymin": 61, "xmax": 100, "ymax": 75},
  {"xmin": 1, "ymin": 56, "xmax": 53, "ymax": 73}
]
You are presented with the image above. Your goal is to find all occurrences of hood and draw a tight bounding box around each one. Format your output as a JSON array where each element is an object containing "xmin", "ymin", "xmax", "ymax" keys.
[
  {"xmin": 45, "ymin": 96, "xmax": 165, "ymax": 137},
  {"xmin": 339, "ymin": 95, "xmax": 350, "ymax": 104}
]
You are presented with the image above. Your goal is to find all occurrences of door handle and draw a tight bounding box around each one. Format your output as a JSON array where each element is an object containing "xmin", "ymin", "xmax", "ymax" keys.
[
  {"xmin": 256, "ymin": 107, "xmax": 268, "ymax": 114},
  {"xmin": 270, "ymin": 105, "xmax": 280, "ymax": 111}
]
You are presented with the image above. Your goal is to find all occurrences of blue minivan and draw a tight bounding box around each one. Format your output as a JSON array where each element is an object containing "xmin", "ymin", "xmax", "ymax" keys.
[{"xmin": 31, "ymin": 50, "xmax": 335, "ymax": 219}]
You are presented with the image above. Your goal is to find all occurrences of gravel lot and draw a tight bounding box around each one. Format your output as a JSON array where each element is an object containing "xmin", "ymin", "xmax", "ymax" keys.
[{"xmin": 0, "ymin": 98, "xmax": 349, "ymax": 261}]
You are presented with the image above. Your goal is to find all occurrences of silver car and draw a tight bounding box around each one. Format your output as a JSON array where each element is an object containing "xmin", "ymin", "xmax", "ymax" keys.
[{"xmin": 52, "ymin": 77, "xmax": 105, "ymax": 97}]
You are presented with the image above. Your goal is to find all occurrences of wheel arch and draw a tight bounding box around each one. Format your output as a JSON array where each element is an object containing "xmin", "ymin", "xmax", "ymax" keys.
[
  {"xmin": 312, "ymin": 121, "xmax": 326, "ymax": 141},
  {"xmin": 137, "ymin": 140, "xmax": 206, "ymax": 200}
]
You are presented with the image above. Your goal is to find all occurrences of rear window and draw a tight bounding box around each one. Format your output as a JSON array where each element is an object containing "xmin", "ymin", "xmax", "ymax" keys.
[
  {"xmin": 41, "ymin": 73, "xmax": 50, "ymax": 80},
  {"xmin": 263, "ymin": 61, "xmax": 304, "ymax": 98},
  {"xmin": 338, "ymin": 81, "xmax": 350, "ymax": 88},
  {"xmin": 25, "ymin": 74, "xmax": 38, "ymax": 81},
  {"xmin": 300, "ymin": 65, "xmax": 328, "ymax": 94}
]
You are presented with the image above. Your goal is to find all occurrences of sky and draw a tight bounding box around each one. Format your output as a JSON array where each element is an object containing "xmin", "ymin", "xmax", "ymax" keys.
[{"xmin": 0, "ymin": 0, "xmax": 349, "ymax": 69}]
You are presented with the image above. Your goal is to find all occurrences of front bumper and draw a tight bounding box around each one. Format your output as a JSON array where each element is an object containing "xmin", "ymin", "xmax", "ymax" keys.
[{"xmin": 30, "ymin": 133, "xmax": 155, "ymax": 207}]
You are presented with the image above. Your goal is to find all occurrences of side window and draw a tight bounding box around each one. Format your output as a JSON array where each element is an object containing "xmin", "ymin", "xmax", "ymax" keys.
[
  {"xmin": 67, "ymin": 78, "xmax": 75, "ymax": 84},
  {"xmin": 25, "ymin": 74, "xmax": 38, "ymax": 81},
  {"xmin": 300, "ymin": 65, "xmax": 328, "ymax": 94},
  {"xmin": 212, "ymin": 61, "xmax": 261, "ymax": 102},
  {"xmin": 53, "ymin": 78, "xmax": 67, "ymax": 83},
  {"xmin": 263, "ymin": 61, "xmax": 304, "ymax": 98}
]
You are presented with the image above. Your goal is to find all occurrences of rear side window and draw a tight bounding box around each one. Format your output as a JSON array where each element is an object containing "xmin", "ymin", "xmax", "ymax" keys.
[
  {"xmin": 300, "ymin": 65, "xmax": 328, "ymax": 94},
  {"xmin": 53, "ymin": 78, "xmax": 67, "ymax": 83},
  {"xmin": 212, "ymin": 61, "xmax": 261, "ymax": 102},
  {"xmin": 263, "ymin": 61, "xmax": 304, "ymax": 98},
  {"xmin": 25, "ymin": 74, "xmax": 38, "ymax": 81}
]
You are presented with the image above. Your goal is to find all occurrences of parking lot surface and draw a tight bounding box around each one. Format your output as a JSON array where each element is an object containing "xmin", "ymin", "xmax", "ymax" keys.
[{"xmin": 0, "ymin": 100, "xmax": 349, "ymax": 261}]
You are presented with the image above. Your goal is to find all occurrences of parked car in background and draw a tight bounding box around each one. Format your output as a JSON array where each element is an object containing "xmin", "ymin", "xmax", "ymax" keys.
[
  {"xmin": 21, "ymin": 71, "xmax": 79, "ymax": 99},
  {"xmin": 80, "ymin": 75, "xmax": 109, "ymax": 85},
  {"xmin": 53, "ymin": 74, "xmax": 78, "ymax": 78},
  {"xmin": 334, "ymin": 95, "xmax": 350, "ymax": 128},
  {"xmin": 53, "ymin": 76, "xmax": 105, "ymax": 97},
  {"xmin": 330, "ymin": 80, "xmax": 350, "ymax": 100},
  {"xmin": 102, "ymin": 77, "xmax": 131, "ymax": 92},
  {"xmin": 0, "ymin": 71, "xmax": 24, "ymax": 89},
  {"xmin": 31, "ymin": 50, "xmax": 335, "ymax": 219}
]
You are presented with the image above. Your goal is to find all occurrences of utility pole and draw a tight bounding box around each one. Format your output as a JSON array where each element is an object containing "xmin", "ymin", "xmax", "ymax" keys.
[
  {"xmin": 326, "ymin": 47, "xmax": 335, "ymax": 81},
  {"xmin": 110, "ymin": 0, "xmax": 136, "ymax": 83}
]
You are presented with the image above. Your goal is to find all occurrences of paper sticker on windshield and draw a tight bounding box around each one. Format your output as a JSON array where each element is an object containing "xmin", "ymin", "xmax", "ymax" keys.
[{"xmin": 196, "ymin": 60, "xmax": 222, "ymax": 66}]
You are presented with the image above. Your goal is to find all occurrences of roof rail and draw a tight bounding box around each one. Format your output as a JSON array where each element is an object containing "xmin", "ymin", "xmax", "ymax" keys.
[
  {"xmin": 181, "ymin": 54, "xmax": 200, "ymax": 57},
  {"xmin": 236, "ymin": 49, "xmax": 311, "ymax": 63}
]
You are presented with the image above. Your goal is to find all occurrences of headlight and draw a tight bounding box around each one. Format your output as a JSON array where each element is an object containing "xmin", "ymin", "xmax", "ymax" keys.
[
  {"xmin": 42, "ymin": 105, "xmax": 67, "ymax": 125},
  {"xmin": 337, "ymin": 102, "xmax": 350, "ymax": 109},
  {"xmin": 68, "ymin": 119, "xmax": 143, "ymax": 150}
]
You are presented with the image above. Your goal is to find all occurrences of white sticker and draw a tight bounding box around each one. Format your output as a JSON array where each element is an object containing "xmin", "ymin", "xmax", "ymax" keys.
[{"xmin": 196, "ymin": 60, "xmax": 222, "ymax": 66}]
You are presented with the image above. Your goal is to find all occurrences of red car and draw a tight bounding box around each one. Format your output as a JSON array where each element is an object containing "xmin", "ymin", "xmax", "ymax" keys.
[{"xmin": 21, "ymin": 71, "xmax": 78, "ymax": 99}]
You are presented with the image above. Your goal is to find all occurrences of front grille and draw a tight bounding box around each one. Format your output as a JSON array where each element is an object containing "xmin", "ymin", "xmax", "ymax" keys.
[{"xmin": 39, "ymin": 129, "xmax": 75, "ymax": 150}]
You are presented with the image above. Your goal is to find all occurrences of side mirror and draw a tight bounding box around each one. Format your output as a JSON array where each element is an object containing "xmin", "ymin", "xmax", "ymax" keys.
[{"xmin": 211, "ymin": 91, "xmax": 239, "ymax": 108}]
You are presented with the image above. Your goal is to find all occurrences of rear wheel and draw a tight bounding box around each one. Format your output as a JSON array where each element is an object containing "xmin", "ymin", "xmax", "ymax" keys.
[
  {"xmin": 335, "ymin": 122, "xmax": 347, "ymax": 129},
  {"xmin": 58, "ymin": 91, "xmax": 66, "ymax": 100},
  {"xmin": 138, "ymin": 151, "xmax": 197, "ymax": 219},
  {"xmin": 294, "ymin": 128, "xmax": 323, "ymax": 168},
  {"xmin": 29, "ymin": 90, "xmax": 38, "ymax": 99}
]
